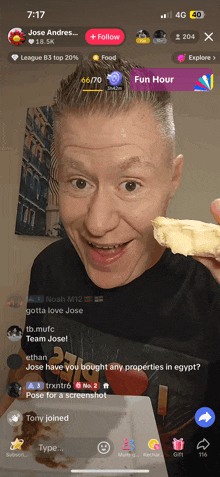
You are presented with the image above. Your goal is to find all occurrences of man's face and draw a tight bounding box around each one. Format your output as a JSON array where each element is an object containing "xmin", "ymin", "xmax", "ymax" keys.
[{"xmin": 58, "ymin": 105, "xmax": 183, "ymax": 289}]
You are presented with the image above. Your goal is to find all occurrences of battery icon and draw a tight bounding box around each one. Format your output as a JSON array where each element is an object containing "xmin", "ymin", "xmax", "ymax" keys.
[{"xmin": 190, "ymin": 10, "xmax": 205, "ymax": 19}]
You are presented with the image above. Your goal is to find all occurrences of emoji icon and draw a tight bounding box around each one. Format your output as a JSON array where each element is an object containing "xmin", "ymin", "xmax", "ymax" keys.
[
  {"xmin": 10, "ymin": 437, "xmax": 24, "ymax": 450},
  {"xmin": 8, "ymin": 28, "xmax": 26, "ymax": 45},
  {"xmin": 148, "ymin": 438, "xmax": 159, "ymax": 450},
  {"xmin": 97, "ymin": 441, "xmax": 111, "ymax": 454},
  {"xmin": 84, "ymin": 296, "xmax": 93, "ymax": 302},
  {"xmin": 94, "ymin": 296, "xmax": 104, "ymax": 302}
]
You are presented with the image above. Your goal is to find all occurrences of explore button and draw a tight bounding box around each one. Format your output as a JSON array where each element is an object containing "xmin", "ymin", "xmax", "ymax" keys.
[{"xmin": 85, "ymin": 29, "xmax": 125, "ymax": 45}]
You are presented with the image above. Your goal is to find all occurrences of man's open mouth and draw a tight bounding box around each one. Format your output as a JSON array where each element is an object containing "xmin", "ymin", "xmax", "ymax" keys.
[
  {"xmin": 88, "ymin": 241, "xmax": 130, "ymax": 249},
  {"xmin": 86, "ymin": 240, "xmax": 132, "ymax": 263}
]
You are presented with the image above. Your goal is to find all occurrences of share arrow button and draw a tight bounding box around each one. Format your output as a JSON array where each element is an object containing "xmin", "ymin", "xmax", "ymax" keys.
[
  {"xmin": 197, "ymin": 438, "xmax": 210, "ymax": 450},
  {"xmin": 195, "ymin": 407, "xmax": 215, "ymax": 428}
]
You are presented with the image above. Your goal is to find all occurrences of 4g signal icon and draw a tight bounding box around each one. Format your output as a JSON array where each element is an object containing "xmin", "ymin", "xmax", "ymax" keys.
[{"xmin": 161, "ymin": 11, "xmax": 172, "ymax": 19}]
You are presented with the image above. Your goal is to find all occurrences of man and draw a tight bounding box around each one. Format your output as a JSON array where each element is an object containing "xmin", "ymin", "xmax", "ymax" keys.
[{"xmin": 1, "ymin": 59, "xmax": 220, "ymax": 476}]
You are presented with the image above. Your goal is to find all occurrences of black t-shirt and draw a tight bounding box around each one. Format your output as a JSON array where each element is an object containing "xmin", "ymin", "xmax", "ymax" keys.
[{"xmin": 22, "ymin": 237, "xmax": 220, "ymax": 477}]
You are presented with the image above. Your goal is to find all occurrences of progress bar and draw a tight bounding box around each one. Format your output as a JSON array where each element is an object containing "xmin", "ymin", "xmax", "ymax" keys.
[
  {"xmin": 71, "ymin": 471, "xmax": 149, "ymax": 474},
  {"xmin": 83, "ymin": 89, "xmax": 103, "ymax": 91}
]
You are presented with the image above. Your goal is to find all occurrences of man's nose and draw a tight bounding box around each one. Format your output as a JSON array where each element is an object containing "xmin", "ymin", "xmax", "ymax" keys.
[{"xmin": 84, "ymin": 189, "xmax": 120, "ymax": 236}]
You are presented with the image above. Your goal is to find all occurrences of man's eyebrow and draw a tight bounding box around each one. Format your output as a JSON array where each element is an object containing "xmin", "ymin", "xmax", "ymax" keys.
[
  {"xmin": 60, "ymin": 158, "xmax": 89, "ymax": 174},
  {"xmin": 60, "ymin": 156, "xmax": 155, "ymax": 172},
  {"xmin": 118, "ymin": 156, "xmax": 155, "ymax": 171}
]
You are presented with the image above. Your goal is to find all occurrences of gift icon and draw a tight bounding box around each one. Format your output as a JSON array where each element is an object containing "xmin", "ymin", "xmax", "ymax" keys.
[{"xmin": 172, "ymin": 438, "xmax": 184, "ymax": 450}]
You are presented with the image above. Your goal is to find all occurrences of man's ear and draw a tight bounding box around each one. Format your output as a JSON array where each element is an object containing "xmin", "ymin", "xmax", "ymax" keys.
[{"xmin": 169, "ymin": 154, "xmax": 184, "ymax": 199}]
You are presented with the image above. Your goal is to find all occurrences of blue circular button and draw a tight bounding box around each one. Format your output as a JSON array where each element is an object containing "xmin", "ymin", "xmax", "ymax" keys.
[{"xmin": 195, "ymin": 407, "xmax": 215, "ymax": 428}]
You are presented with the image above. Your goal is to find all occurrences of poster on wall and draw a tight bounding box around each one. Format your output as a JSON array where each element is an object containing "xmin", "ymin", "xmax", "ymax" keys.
[{"xmin": 15, "ymin": 106, "xmax": 66, "ymax": 237}]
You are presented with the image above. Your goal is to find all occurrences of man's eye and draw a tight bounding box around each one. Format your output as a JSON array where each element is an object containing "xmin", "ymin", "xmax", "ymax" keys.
[
  {"xmin": 122, "ymin": 181, "xmax": 140, "ymax": 192},
  {"xmin": 71, "ymin": 179, "xmax": 88, "ymax": 189}
]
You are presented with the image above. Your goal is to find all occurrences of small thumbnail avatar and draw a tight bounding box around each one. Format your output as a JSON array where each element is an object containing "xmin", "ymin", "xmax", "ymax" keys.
[
  {"xmin": 7, "ymin": 382, "xmax": 22, "ymax": 398},
  {"xmin": 7, "ymin": 295, "xmax": 23, "ymax": 308},
  {"xmin": 8, "ymin": 28, "xmax": 26, "ymax": 45},
  {"xmin": 7, "ymin": 325, "xmax": 23, "ymax": 341},
  {"xmin": 153, "ymin": 30, "xmax": 167, "ymax": 44},
  {"xmin": 136, "ymin": 30, "xmax": 150, "ymax": 44},
  {"xmin": 7, "ymin": 410, "xmax": 23, "ymax": 426}
]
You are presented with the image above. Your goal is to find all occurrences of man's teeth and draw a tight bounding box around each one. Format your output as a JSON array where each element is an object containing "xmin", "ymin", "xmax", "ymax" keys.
[{"xmin": 88, "ymin": 242, "xmax": 123, "ymax": 249}]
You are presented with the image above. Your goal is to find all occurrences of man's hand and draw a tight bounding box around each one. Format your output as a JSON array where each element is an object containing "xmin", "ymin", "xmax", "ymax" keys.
[{"xmin": 193, "ymin": 199, "xmax": 220, "ymax": 284}]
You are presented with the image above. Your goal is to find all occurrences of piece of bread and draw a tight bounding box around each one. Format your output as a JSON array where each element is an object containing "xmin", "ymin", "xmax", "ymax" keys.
[{"xmin": 152, "ymin": 217, "xmax": 220, "ymax": 258}]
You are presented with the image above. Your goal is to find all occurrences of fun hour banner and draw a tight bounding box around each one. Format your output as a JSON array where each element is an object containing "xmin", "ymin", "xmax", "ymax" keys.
[{"xmin": 130, "ymin": 68, "xmax": 214, "ymax": 91}]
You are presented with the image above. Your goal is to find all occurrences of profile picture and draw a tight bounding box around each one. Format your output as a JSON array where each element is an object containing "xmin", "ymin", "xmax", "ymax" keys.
[
  {"xmin": 7, "ymin": 353, "xmax": 23, "ymax": 370},
  {"xmin": 153, "ymin": 30, "xmax": 167, "ymax": 44},
  {"xmin": 8, "ymin": 27, "xmax": 26, "ymax": 46},
  {"xmin": 7, "ymin": 382, "xmax": 22, "ymax": 398},
  {"xmin": 136, "ymin": 30, "xmax": 150, "ymax": 43},
  {"xmin": 7, "ymin": 296, "xmax": 23, "ymax": 308},
  {"xmin": 7, "ymin": 326, "xmax": 23, "ymax": 341},
  {"xmin": 7, "ymin": 410, "xmax": 23, "ymax": 426}
]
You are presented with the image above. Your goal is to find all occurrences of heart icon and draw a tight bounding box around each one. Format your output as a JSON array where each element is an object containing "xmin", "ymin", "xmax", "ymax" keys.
[
  {"xmin": 28, "ymin": 39, "xmax": 34, "ymax": 44},
  {"xmin": 11, "ymin": 54, "xmax": 19, "ymax": 61},
  {"xmin": 105, "ymin": 362, "xmax": 149, "ymax": 395}
]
